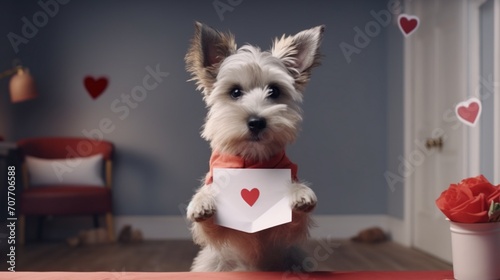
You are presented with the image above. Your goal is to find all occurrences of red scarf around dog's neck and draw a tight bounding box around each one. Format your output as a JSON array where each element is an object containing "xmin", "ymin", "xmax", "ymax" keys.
[{"xmin": 205, "ymin": 150, "xmax": 298, "ymax": 184}]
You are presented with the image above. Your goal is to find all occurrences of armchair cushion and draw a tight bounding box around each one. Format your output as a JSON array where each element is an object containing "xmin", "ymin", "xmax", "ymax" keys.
[{"xmin": 26, "ymin": 154, "xmax": 105, "ymax": 187}]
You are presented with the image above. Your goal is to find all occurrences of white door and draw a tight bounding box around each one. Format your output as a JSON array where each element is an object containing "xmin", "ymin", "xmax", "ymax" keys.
[{"xmin": 407, "ymin": 0, "xmax": 468, "ymax": 263}]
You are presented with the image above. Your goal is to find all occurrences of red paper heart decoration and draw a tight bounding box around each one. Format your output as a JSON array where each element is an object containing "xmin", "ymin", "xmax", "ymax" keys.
[
  {"xmin": 398, "ymin": 14, "xmax": 420, "ymax": 37},
  {"xmin": 455, "ymin": 97, "xmax": 482, "ymax": 127},
  {"xmin": 241, "ymin": 188, "xmax": 260, "ymax": 207},
  {"xmin": 84, "ymin": 76, "xmax": 108, "ymax": 99}
]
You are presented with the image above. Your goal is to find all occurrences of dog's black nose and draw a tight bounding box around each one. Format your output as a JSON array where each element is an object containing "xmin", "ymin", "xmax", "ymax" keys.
[{"xmin": 247, "ymin": 116, "xmax": 267, "ymax": 133}]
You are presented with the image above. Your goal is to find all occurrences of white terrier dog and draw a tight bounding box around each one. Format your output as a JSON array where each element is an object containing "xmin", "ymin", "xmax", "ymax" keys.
[{"xmin": 185, "ymin": 22, "xmax": 324, "ymax": 272}]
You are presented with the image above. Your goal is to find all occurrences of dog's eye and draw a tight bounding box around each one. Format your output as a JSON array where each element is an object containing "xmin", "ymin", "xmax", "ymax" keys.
[
  {"xmin": 267, "ymin": 85, "xmax": 281, "ymax": 99},
  {"xmin": 229, "ymin": 87, "xmax": 243, "ymax": 99}
]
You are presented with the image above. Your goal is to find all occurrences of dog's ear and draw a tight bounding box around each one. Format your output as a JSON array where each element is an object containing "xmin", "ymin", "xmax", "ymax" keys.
[
  {"xmin": 271, "ymin": 25, "xmax": 324, "ymax": 90},
  {"xmin": 185, "ymin": 22, "xmax": 237, "ymax": 95}
]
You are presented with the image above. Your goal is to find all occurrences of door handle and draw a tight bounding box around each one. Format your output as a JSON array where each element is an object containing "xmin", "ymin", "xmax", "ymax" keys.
[{"xmin": 425, "ymin": 137, "xmax": 443, "ymax": 150}]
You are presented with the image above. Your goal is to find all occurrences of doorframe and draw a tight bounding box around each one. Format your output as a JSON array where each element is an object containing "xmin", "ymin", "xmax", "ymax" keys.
[
  {"xmin": 465, "ymin": 0, "xmax": 500, "ymax": 182},
  {"xmin": 464, "ymin": 0, "xmax": 500, "ymax": 182},
  {"xmin": 401, "ymin": 0, "xmax": 414, "ymax": 247},
  {"xmin": 466, "ymin": 0, "xmax": 487, "ymax": 177},
  {"xmin": 401, "ymin": 0, "xmax": 486, "ymax": 248}
]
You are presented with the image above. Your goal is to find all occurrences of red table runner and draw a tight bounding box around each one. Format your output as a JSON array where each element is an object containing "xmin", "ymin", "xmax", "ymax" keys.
[{"xmin": 1, "ymin": 271, "xmax": 454, "ymax": 280}]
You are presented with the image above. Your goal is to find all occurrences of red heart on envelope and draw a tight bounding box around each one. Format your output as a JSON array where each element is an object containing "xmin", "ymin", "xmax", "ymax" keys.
[
  {"xmin": 455, "ymin": 98, "xmax": 482, "ymax": 126},
  {"xmin": 241, "ymin": 188, "xmax": 260, "ymax": 207},
  {"xmin": 84, "ymin": 76, "xmax": 108, "ymax": 99},
  {"xmin": 398, "ymin": 14, "xmax": 419, "ymax": 36}
]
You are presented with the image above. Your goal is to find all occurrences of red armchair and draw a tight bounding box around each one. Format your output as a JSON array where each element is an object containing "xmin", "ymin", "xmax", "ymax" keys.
[{"xmin": 17, "ymin": 137, "xmax": 114, "ymax": 244}]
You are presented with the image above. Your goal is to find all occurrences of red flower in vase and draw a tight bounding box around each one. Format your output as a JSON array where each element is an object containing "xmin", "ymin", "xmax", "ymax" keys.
[{"xmin": 436, "ymin": 175, "xmax": 500, "ymax": 223}]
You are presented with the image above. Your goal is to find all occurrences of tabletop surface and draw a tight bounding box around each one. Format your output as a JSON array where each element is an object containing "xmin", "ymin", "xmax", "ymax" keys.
[{"xmin": 1, "ymin": 271, "xmax": 455, "ymax": 280}]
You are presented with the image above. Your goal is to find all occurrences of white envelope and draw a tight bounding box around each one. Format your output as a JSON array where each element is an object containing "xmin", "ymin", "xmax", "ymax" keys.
[{"xmin": 212, "ymin": 168, "xmax": 292, "ymax": 233}]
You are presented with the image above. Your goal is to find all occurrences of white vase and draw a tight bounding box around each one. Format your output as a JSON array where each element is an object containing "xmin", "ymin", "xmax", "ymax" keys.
[{"xmin": 449, "ymin": 220, "xmax": 500, "ymax": 280}]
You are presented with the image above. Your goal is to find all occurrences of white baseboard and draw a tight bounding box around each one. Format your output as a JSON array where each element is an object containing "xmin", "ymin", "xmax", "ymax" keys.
[
  {"xmin": 115, "ymin": 214, "xmax": 408, "ymax": 244},
  {"xmin": 114, "ymin": 215, "xmax": 191, "ymax": 240},
  {"xmin": 386, "ymin": 215, "xmax": 409, "ymax": 246},
  {"xmin": 309, "ymin": 214, "xmax": 388, "ymax": 239}
]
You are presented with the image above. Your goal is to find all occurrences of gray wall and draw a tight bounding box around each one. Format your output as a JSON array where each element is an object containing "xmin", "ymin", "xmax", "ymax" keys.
[
  {"xmin": 386, "ymin": 17, "xmax": 405, "ymax": 219},
  {"xmin": 0, "ymin": 3, "xmax": 17, "ymax": 139},
  {"xmin": 0, "ymin": 0, "xmax": 394, "ymax": 216}
]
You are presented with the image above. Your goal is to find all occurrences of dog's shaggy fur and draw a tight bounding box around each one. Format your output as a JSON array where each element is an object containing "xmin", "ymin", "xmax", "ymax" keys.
[{"xmin": 185, "ymin": 22, "xmax": 324, "ymax": 272}]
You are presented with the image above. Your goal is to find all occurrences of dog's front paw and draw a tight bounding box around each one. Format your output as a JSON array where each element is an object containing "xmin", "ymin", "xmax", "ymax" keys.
[
  {"xmin": 291, "ymin": 183, "xmax": 317, "ymax": 212},
  {"xmin": 187, "ymin": 190, "xmax": 216, "ymax": 222},
  {"xmin": 187, "ymin": 200, "xmax": 216, "ymax": 222}
]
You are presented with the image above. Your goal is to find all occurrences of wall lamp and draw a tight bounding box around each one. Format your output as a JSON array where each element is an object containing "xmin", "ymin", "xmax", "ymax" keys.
[{"xmin": 0, "ymin": 60, "xmax": 37, "ymax": 103}]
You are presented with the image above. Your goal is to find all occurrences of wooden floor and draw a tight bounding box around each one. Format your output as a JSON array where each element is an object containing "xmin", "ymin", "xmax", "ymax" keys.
[{"xmin": 7, "ymin": 239, "xmax": 451, "ymax": 272}]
